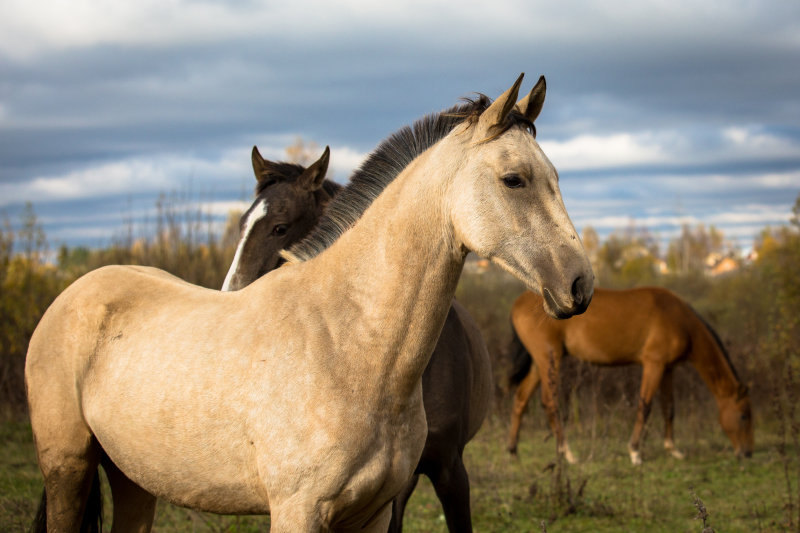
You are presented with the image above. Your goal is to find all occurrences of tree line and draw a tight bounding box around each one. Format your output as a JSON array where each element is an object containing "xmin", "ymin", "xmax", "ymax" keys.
[{"xmin": 1, "ymin": 193, "xmax": 798, "ymax": 420}]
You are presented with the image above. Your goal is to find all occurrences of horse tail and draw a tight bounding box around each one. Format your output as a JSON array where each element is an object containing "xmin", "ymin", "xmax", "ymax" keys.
[
  {"xmin": 29, "ymin": 471, "xmax": 103, "ymax": 533},
  {"xmin": 507, "ymin": 321, "xmax": 532, "ymax": 387}
]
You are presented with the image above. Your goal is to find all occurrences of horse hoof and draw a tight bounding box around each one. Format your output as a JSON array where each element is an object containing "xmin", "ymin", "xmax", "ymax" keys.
[
  {"xmin": 565, "ymin": 454, "xmax": 578, "ymax": 465},
  {"xmin": 561, "ymin": 446, "xmax": 578, "ymax": 464},
  {"xmin": 629, "ymin": 450, "xmax": 642, "ymax": 466},
  {"xmin": 664, "ymin": 440, "xmax": 685, "ymax": 460}
]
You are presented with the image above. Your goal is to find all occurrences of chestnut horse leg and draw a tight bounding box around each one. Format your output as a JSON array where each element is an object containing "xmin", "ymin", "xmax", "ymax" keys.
[
  {"xmin": 659, "ymin": 368, "xmax": 686, "ymax": 460},
  {"xmin": 537, "ymin": 346, "xmax": 576, "ymax": 463},
  {"xmin": 102, "ymin": 457, "xmax": 157, "ymax": 533},
  {"xmin": 507, "ymin": 363, "xmax": 541, "ymax": 455},
  {"xmin": 628, "ymin": 362, "xmax": 665, "ymax": 465}
]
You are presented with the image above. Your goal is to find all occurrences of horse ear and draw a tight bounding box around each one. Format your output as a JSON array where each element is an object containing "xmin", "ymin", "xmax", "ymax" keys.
[
  {"xmin": 298, "ymin": 146, "xmax": 330, "ymax": 191},
  {"xmin": 478, "ymin": 73, "xmax": 525, "ymax": 134},
  {"xmin": 251, "ymin": 146, "xmax": 271, "ymax": 182},
  {"xmin": 515, "ymin": 75, "xmax": 546, "ymax": 123}
]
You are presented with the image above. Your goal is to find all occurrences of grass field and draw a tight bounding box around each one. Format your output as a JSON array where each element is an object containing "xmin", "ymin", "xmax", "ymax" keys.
[{"xmin": 2, "ymin": 400, "xmax": 797, "ymax": 533}]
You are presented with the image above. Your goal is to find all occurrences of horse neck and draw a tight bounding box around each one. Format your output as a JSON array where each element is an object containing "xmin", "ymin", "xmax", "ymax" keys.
[
  {"xmin": 295, "ymin": 145, "xmax": 465, "ymax": 400},
  {"xmin": 687, "ymin": 317, "xmax": 741, "ymax": 403}
]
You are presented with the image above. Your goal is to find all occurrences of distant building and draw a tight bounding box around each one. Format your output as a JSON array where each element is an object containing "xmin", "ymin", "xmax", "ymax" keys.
[{"xmin": 704, "ymin": 252, "xmax": 740, "ymax": 277}]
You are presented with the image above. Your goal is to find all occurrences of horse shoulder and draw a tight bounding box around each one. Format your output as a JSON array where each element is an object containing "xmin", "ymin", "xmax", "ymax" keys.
[
  {"xmin": 512, "ymin": 291, "xmax": 564, "ymax": 347},
  {"xmin": 637, "ymin": 287, "xmax": 693, "ymax": 361}
]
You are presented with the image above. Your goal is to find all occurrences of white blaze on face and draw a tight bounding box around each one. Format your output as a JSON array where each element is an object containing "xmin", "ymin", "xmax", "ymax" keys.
[{"xmin": 221, "ymin": 198, "xmax": 269, "ymax": 291}]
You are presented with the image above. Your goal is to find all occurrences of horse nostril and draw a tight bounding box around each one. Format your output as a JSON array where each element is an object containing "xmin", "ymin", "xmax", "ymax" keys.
[
  {"xmin": 571, "ymin": 276, "xmax": 584, "ymax": 305},
  {"xmin": 570, "ymin": 275, "xmax": 592, "ymax": 314}
]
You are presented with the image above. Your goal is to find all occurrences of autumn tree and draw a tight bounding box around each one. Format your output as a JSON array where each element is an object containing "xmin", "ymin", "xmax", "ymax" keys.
[
  {"xmin": 285, "ymin": 137, "xmax": 321, "ymax": 166},
  {"xmin": 593, "ymin": 222, "xmax": 660, "ymax": 287},
  {"xmin": 0, "ymin": 205, "xmax": 63, "ymax": 414},
  {"xmin": 666, "ymin": 223, "xmax": 729, "ymax": 275}
]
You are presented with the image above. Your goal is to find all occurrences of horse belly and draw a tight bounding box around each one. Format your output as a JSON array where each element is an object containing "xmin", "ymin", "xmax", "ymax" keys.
[
  {"xmin": 565, "ymin": 336, "xmax": 639, "ymax": 365},
  {"xmin": 94, "ymin": 414, "xmax": 268, "ymax": 513},
  {"xmin": 82, "ymin": 365, "xmax": 270, "ymax": 514}
]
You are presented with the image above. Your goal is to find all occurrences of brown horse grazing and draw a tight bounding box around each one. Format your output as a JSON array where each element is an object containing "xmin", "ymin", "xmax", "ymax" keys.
[
  {"xmin": 506, "ymin": 287, "xmax": 754, "ymax": 465},
  {"xmin": 223, "ymin": 150, "xmax": 492, "ymax": 533},
  {"xmin": 26, "ymin": 74, "xmax": 593, "ymax": 532}
]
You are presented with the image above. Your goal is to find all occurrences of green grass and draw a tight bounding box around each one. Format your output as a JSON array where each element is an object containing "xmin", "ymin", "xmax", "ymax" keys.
[
  {"xmin": 2, "ymin": 409, "xmax": 795, "ymax": 532},
  {"xmin": 403, "ymin": 413, "xmax": 796, "ymax": 533},
  {"xmin": 0, "ymin": 421, "xmax": 41, "ymax": 532}
]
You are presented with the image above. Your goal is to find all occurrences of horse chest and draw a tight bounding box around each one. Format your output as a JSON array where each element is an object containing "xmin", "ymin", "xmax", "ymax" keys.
[{"xmin": 255, "ymin": 397, "xmax": 427, "ymax": 528}]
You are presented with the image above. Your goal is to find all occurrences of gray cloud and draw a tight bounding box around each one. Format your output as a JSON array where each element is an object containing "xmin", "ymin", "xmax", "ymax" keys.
[{"xmin": 0, "ymin": 0, "xmax": 798, "ymax": 251}]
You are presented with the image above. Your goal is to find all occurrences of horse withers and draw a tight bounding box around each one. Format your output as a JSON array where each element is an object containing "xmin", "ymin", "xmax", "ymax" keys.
[
  {"xmin": 26, "ymin": 73, "xmax": 592, "ymax": 532},
  {"xmin": 224, "ymin": 143, "xmax": 492, "ymax": 532},
  {"xmin": 507, "ymin": 287, "xmax": 754, "ymax": 465}
]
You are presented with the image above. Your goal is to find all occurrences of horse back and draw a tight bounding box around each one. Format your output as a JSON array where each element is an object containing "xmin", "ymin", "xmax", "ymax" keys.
[
  {"xmin": 512, "ymin": 287, "xmax": 693, "ymax": 366},
  {"xmin": 28, "ymin": 265, "xmax": 204, "ymax": 361}
]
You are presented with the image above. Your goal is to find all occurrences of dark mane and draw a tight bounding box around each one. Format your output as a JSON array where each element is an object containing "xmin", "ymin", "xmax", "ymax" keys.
[
  {"xmin": 321, "ymin": 180, "xmax": 343, "ymax": 197},
  {"xmin": 691, "ymin": 306, "xmax": 741, "ymax": 382},
  {"xmin": 283, "ymin": 93, "xmax": 531, "ymax": 263}
]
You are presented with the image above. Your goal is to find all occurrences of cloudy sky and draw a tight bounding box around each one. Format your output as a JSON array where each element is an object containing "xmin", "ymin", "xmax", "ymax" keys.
[{"xmin": 1, "ymin": 0, "xmax": 799, "ymax": 254}]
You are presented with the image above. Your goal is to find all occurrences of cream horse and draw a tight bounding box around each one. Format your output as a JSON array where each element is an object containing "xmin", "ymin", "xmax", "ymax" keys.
[
  {"xmin": 26, "ymin": 74, "xmax": 593, "ymax": 533},
  {"xmin": 223, "ymin": 144, "xmax": 491, "ymax": 532}
]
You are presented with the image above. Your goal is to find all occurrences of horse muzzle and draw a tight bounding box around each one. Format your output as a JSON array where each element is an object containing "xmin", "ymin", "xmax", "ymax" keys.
[{"xmin": 543, "ymin": 274, "xmax": 593, "ymax": 319}]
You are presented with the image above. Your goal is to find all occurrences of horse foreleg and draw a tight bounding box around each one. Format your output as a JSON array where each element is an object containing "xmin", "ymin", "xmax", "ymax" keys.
[
  {"xmin": 628, "ymin": 363, "xmax": 665, "ymax": 465},
  {"xmin": 269, "ymin": 504, "xmax": 324, "ymax": 533},
  {"xmin": 387, "ymin": 474, "xmax": 419, "ymax": 533},
  {"xmin": 537, "ymin": 348, "xmax": 575, "ymax": 463},
  {"xmin": 658, "ymin": 368, "xmax": 686, "ymax": 460},
  {"xmin": 102, "ymin": 457, "xmax": 157, "ymax": 533},
  {"xmin": 507, "ymin": 363, "xmax": 541, "ymax": 456},
  {"xmin": 429, "ymin": 453, "xmax": 473, "ymax": 533},
  {"xmin": 359, "ymin": 504, "xmax": 393, "ymax": 533}
]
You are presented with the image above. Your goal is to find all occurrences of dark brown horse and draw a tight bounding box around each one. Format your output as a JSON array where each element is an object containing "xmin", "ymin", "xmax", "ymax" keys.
[
  {"xmin": 221, "ymin": 146, "xmax": 341, "ymax": 291},
  {"xmin": 507, "ymin": 287, "xmax": 753, "ymax": 465},
  {"xmin": 224, "ymin": 145, "xmax": 493, "ymax": 532}
]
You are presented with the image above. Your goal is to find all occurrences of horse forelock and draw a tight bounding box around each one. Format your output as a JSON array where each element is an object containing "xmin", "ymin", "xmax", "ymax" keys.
[
  {"xmin": 254, "ymin": 162, "xmax": 306, "ymax": 195},
  {"xmin": 283, "ymin": 94, "xmax": 536, "ymax": 264}
]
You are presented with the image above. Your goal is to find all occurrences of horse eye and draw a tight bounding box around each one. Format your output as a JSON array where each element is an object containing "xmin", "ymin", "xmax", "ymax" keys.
[
  {"xmin": 272, "ymin": 224, "xmax": 289, "ymax": 236},
  {"xmin": 502, "ymin": 175, "xmax": 524, "ymax": 189}
]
